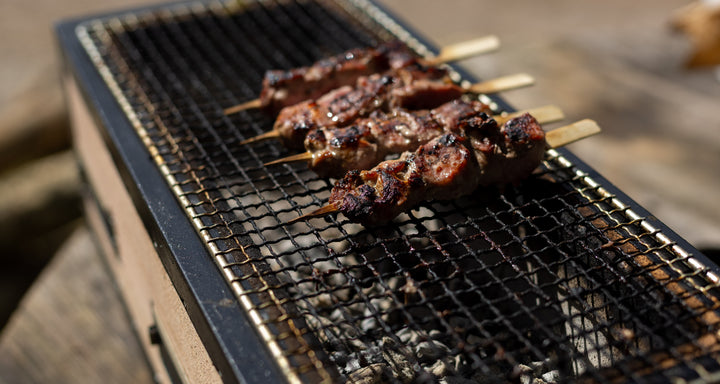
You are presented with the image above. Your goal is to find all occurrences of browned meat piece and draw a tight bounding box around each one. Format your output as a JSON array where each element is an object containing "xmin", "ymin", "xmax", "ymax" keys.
[
  {"xmin": 258, "ymin": 40, "xmax": 419, "ymax": 114},
  {"xmin": 272, "ymin": 66, "xmax": 463, "ymax": 149},
  {"xmin": 303, "ymin": 100, "xmax": 492, "ymax": 178},
  {"xmin": 329, "ymin": 133, "xmax": 480, "ymax": 225},
  {"xmin": 273, "ymin": 86, "xmax": 352, "ymax": 150},
  {"xmin": 328, "ymin": 113, "xmax": 547, "ymax": 225},
  {"xmin": 470, "ymin": 112, "xmax": 547, "ymax": 186}
]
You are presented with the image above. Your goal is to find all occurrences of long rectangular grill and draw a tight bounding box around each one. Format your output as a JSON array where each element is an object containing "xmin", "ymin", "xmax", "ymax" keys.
[{"xmin": 72, "ymin": 0, "xmax": 720, "ymax": 382}]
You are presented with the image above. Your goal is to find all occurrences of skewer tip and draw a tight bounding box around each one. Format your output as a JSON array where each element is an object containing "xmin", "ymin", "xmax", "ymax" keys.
[
  {"xmin": 239, "ymin": 130, "xmax": 281, "ymax": 145},
  {"xmin": 224, "ymin": 98, "xmax": 262, "ymax": 115},
  {"xmin": 430, "ymin": 35, "xmax": 501, "ymax": 65},
  {"xmin": 287, "ymin": 204, "xmax": 340, "ymax": 224},
  {"xmin": 495, "ymin": 105, "xmax": 565, "ymax": 126},
  {"xmin": 468, "ymin": 73, "xmax": 535, "ymax": 95},
  {"xmin": 546, "ymin": 119, "xmax": 601, "ymax": 148},
  {"xmin": 264, "ymin": 151, "xmax": 313, "ymax": 166}
]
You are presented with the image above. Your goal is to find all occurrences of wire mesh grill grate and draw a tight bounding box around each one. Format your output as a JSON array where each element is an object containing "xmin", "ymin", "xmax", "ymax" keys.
[{"xmin": 77, "ymin": 0, "xmax": 720, "ymax": 382}]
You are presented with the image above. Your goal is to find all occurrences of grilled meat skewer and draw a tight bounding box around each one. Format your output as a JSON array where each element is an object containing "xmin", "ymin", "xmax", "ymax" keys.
[
  {"xmin": 329, "ymin": 113, "xmax": 545, "ymax": 225},
  {"xmin": 257, "ymin": 40, "xmax": 418, "ymax": 115},
  {"xmin": 291, "ymin": 117, "xmax": 600, "ymax": 226},
  {"xmin": 269, "ymin": 100, "xmax": 492, "ymax": 177},
  {"xmin": 244, "ymin": 70, "xmax": 533, "ymax": 149},
  {"xmin": 268, "ymin": 102, "xmax": 564, "ymax": 179},
  {"xmin": 224, "ymin": 36, "xmax": 500, "ymax": 115},
  {"xmin": 268, "ymin": 65, "xmax": 461, "ymax": 149}
]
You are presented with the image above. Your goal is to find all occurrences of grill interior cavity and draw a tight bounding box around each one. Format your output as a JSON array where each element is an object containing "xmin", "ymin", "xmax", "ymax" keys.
[{"xmin": 77, "ymin": 0, "xmax": 720, "ymax": 382}]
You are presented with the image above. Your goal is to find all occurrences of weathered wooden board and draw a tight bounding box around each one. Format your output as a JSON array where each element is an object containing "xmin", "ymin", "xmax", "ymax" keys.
[{"xmin": 0, "ymin": 227, "xmax": 154, "ymax": 384}]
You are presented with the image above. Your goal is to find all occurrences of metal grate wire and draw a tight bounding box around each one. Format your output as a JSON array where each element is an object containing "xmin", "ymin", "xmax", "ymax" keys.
[{"xmin": 76, "ymin": 0, "xmax": 720, "ymax": 382}]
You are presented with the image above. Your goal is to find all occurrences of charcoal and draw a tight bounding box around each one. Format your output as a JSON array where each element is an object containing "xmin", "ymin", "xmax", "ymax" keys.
[{"xmin": 347, "ymin": 363, "xmax": 392, "ymax": 384}]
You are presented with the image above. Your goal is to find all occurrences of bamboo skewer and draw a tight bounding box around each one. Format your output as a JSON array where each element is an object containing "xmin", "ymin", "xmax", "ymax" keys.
[
  {"xmin": 288, "ymin": 204, "xmax": 340, "ymax": 223},
  {"xmin": 494, "ymin": 105, "xmax": 564, "ymax": 126},
  {"xmin": 238, "ymin": 129, "xmax": 281, "ymax": 145},
  {"xmin": 291, "ymin": 204, "xmax": 342, "ymax": 223},
  {"xmin": 466, "ymin": 73, "xmax": 534, "ymax": 95},
  {"xmin": 239, "ymin": 73, "xmax": 537, "ymax": 146},
  {"xmin": 267, "ymin": 105, "xmax": 565, "ymax": 167},
  {"xmin": 289, "ymin": 119, "xmax": 601, "ymax": 223},
  {"xmin": 223, "ymin": 98, "xmax": 262, "ymax": 116},
  {"xmin": 224, "ymin": 35, "xmax": 501, "ymax": 116},
  {"xmin": 545, "ymin": 119, "xmax": 601, "ymax": 148},
  {"xmin": 265, "ymin": 151, "xmax": 314, "ymax": 166},
  {"xmin": 425, "ymin": 35, "xmax": 500, "ymax": 66}
]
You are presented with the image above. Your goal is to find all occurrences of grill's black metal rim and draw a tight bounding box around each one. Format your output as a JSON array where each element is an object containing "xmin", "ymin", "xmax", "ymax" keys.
[
  {"xmin": 554, "ymin": 149, "xmax": 718, "ymax": 276},
  {"xmin": 56, "ymin": 0, "xmax": 720, "ymax": 383},
  {"xmin": 57, "ymin": 7, "xmax": 289, "ymax": 383}
]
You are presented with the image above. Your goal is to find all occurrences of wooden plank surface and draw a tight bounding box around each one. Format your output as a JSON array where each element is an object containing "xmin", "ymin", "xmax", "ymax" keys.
[{"xmin": 0, "ymin": 226, "xmax": 154, "ymax": 384}]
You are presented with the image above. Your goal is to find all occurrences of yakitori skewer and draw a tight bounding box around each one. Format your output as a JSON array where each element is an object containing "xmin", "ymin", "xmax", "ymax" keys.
[
  {"xmin": 242, "ymin": 64, "xmax": 461, "ymax": 149},
  {"xmin": 240, "ymin": 71, "xmax": 535, "ymax": 149},
  {"xmin": 265, "ymin": 103, "xmax": 564, "ymax": 178},
  {"xmin": 289, "ymin": 117, "xmax": 600, "ymax": 225},
  {"xmin": 223, "ymin": 36, "xmax": 500, "ymax": 116}
]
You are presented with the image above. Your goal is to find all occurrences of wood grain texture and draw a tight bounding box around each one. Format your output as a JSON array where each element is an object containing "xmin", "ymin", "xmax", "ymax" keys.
[{"xmin": 0, "ymin": 227, "xmax": 154, "ymax": 384}]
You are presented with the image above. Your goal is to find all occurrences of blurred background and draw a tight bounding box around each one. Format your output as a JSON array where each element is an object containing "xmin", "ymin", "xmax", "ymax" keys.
[
  {"xmin": 0, "ymin": 0, "xmax": 163, "ymax": 329},
  {"xmin": 0, "ymin": 0, "xmax": 718, "ymax": 381}
]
